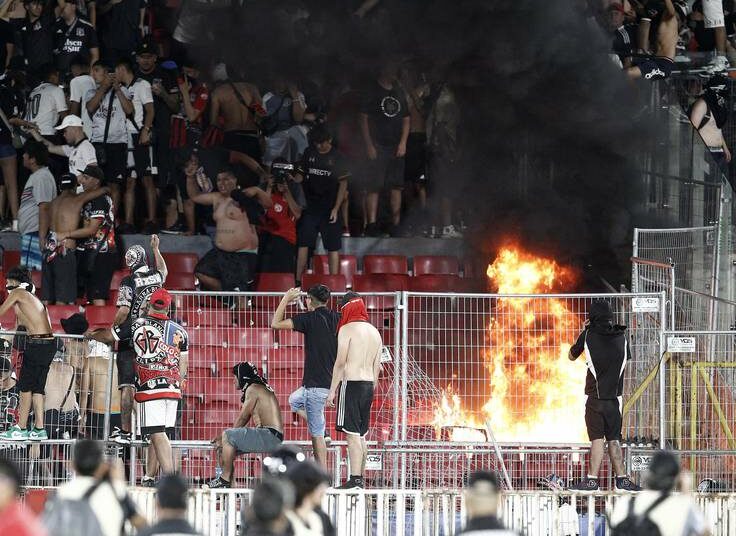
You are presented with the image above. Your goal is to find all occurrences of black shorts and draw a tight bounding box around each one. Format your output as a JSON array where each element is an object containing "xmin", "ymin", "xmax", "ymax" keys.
[
  {"xmin": 633, "ymin": 55, "xmax": 674, "ymax": 81},
  {"xmin": 17, "ymin": 338, "xmax": 57, "ymax": 394},
  {"xmin": 130, "ymin": 134, "xmax": 157, "ymax": 178},
  {"xmin": 44, "ymin": 408, "xmax": 79, "ymax": 439},
  {"xmin": 585, "ymin": 397, "xmax": 622, "ymax": 441},
  {"xmin": 79, "ymin": 250, "xmax": 117, "ymax": 302},
  {"xmin": 222, "ymin": 130, "xmax": 262, "ymax": 162},
  {"xmin": 297, "ymin": 210, "xmax": 342, "ymax": 252},
  {"xmin": 258, "ymin": 233, "xmax": 296, "ymax": 273},
  {"xmin": 336, "ymin": 380, "xmax": 374, "ymax": 437},
  {"xmin": 86, "ymin": 412, "xmax": 122, "ymax": 440},
  {"xmin": 116, "ymin": 345, "xmax": 136, "ymax": 388},
  {"xmin": 404, "ymin": 132, "xmax": 427, "ymax": 184},
  {"xmin": 194, "ymin": 247, "xmax": 258, "ymax": 291},
  {"xmin": 93, "ymin": 143, "xmax": 127, "ymax": 185},
  {"xmin": 42, "ymin": 251, "xmax": 77, "ymax": 304},
  {"xmin": 366, "ymin": 145, "xmax": 405, "ymax": 192}
]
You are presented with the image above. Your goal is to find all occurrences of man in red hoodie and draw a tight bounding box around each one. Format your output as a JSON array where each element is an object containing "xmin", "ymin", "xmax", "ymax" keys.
[{"xmin": 327, "ymin": 292, "xmax": 383, "ymax": 490}]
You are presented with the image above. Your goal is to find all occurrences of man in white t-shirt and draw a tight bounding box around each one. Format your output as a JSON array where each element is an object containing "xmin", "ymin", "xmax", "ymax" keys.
[
  {"xmin": 116, "ymin": 57, "xmax": 156, "ymax": 234},
  {"xmin": 68, "ymin": 56, "xmax": 96, "ymax": 138},
  {"xmin": 18, "ymin": 140, "xmax": 56, "ymax": 271},
  {"xmin": 86, "ymin": 60, "xmax": 133, "ymax": 217},
  {"xmin": 30, "ymin": 115, "xmax": 97, "ymax": 176},
  {"xmin": 24, "ymin": 65, "xmax": 68, "ymax": 138}
]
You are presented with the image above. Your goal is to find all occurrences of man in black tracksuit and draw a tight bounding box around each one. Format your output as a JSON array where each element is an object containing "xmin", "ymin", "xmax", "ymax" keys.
[{"xmin": 567, "ymin": 299, "xmax": 641, "ymax": 492}]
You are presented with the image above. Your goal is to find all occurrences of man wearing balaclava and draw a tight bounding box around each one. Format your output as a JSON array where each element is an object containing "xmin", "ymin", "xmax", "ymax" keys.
[
  {"xmin": 567, "ymin": 299, "xmax": 640, "ymax": 492},
  {"xmin": 326, "ymin": 292, "xmax": 383, "ymax": 490}
]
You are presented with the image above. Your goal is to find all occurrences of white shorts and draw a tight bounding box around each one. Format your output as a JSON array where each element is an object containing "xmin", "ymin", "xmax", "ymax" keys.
[
  {"xmin": 703, "ymin": 0, "xmax": 725, "ymax": 28},
  {"xmin": 137, "ymin": 398, "xmax": 178, "ymax": 436}
]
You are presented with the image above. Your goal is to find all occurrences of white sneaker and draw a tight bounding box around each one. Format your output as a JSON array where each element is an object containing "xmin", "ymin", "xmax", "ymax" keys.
[
  {"xmin": 11, "ymin": 220, "xmax": 17, "ymax": 232},
  {"xmin": 441, "ymin": 225, "xmax": 463, "ymax": 239},
  {"xmin": 704, "ymin": 55, "xmax": 730, "ymax": 73}
]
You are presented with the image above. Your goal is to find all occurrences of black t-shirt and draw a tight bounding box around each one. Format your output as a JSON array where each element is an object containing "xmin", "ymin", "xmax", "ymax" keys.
[
  {"xmin": 299, "ymin": 146, "xmax": 350, "ymax": 213},
  {"xmin": 117, "ymin": 268, "xmax": 165, "ymax": 334},
  {"xmin": 0, "ymin": 20, "xmax": 13, "ymax": 70},
  {"xmin": 53, "ymin": 17, "xmax": 99, "ymax": 73},
  {"xmin": 80, "ymin": 194, "xmax": 116, "ymax": 252},
  {"xmin": 570, "ymin": 325, "xmax": 630, "ymax": 399},
  {"xmin": 98, "ymin": 0, "xmax": 146, "ymax": 52},
  {"xmin": 0, "ymin": 82, "xmax": 24, "ymax": 146},
  {"xmin": 360, "ymin": 81, "xmax": 409, "ymax": 147},
  {"xmin": 136, "ymin": 518, "xmax": 201, "ymax": 536},
  {"xmin": 291, "ymin": 307, "xmax": 340, "ymax": 389},
  {"xmin": 137, "ymin": 64, "xmax": 179, "ymax": 133},
  {"xmin": 612, "ymin": 23, "xmax": 637, "ymax": 63},
  {"xmin": 18, "ymin": 13, "xmax": 56, "ymax": 71}
]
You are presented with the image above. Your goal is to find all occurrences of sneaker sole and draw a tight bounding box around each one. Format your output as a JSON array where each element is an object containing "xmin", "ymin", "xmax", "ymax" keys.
[
  {"xmin": 112, "ymin": 438, "xmax": 131, "ymax": 445},
  {"xmin": 1, "ymin": 436, "xmax": 27, "ymax": 441}
]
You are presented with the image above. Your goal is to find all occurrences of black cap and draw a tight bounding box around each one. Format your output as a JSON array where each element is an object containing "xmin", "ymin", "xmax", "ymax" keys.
[
  {"xmin": 60, "ymin": 173, "xmax": 75, "ymax": 187},
  {"xmin": 137, "ymin": 38, "xmax": 157, "ymax": 57},
  {"xmin": 82, "ymin": 165, "xmax": 105, "ymax": 183},
  {"xmin": 61, "ymin": 313, "xmax": 88, "ymax": 335}
]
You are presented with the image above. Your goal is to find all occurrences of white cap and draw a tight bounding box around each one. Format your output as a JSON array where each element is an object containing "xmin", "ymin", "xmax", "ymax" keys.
[{"xmin": 55, "ymin": 115, "xmax": 84, "ymax": 130}]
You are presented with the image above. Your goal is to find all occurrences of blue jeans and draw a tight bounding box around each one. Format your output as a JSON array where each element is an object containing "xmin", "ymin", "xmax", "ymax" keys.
[{"xmin": 289, "ymin": 386, "xmax": 329, "ymax": 437}]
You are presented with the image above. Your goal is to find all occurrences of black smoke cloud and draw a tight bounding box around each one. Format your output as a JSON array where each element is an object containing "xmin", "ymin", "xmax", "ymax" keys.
[{"xmin": 186, "ymin": 0, "xmax": 656, "ymax": 288}]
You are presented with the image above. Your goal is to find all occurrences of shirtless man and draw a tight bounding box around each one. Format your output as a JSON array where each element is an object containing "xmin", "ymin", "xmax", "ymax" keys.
[
  {"xmin": 690, "ymin": 75, "xmax": 731, "ymax": 168},
  {"xmin": 209, "ymin": 76, "xmax": 267, "ymax": 176},
  {"xmin": 327, "ymin": 292, "xmax": 383, "ymax": 490},
  {"xmin": 79, "ymin": 339, "xmax": 121, "ymax": 439},
  {"xmin": 626, "ymin": 0, "xmax": 682, "ymax": 80},
  {"xmin": 0, "ymin": 267, "xmax": 55, "ymax": 441},
  {"xmin": 41, "ymin": 173, "xmax": 109, "ymax": 305},
  {"xmin": 186, "ymin": 157, "xmax": 272, "ymax": 292},
  {"xmin": 205, "ymin": 362, "xmax": 283, "ymax": 489}
]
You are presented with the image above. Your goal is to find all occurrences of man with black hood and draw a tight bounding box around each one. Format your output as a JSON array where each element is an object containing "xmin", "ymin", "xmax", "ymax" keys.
[
  {"xmin": 567, "ymin": 299, "xmax": 640, "ymax": 492},
  {"xmin": 205, "ymin": 362, "xmax": 283, "ymax": 488},
  {"xmin": 690, "ymin": 74, "xmax": 731, "ymax": 171}
]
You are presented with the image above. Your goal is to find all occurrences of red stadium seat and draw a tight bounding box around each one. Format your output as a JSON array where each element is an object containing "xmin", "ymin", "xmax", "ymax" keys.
[
  {"xmin": 413, "ymin": 255, "xmax": 459, "ymax": 276},
  {"xmin": 352, "ymin": 274, "xmax": 409, "ymax": 292},
  {"xmin": 215, "ymin": 347, "xmax": 269, "ymax": 374},
  {"xmin": 363, "ymin": 255, "xmax": 408, "ymax": 275},
  {"xmin": 255, "ymin": 272, "xmax": 295, "ymax": 292},
  {"xmin": 267, "ymin": 348, "xmax": 304, "ymax": 371},
  {"xmin": 85, "ymin": 305, "xmax": 117, "ymax": 327},
  {"xmin": 109, "ymin": 269, "xmax": 127, "ymax": 290},
  {"xmin": 312, "ymin": 254, "xmax": 358, "ymax": 286},
  {"xmin": 2, "ymin": 250, "xmax": 19, "ymax": 271},
  {"xmin": 165, "ymin": 273, "xmax": 197, "ymax": 290},
  {"xmin": 187, "ymin": 309, "xmax": 234, "ymax": 327},
  {"xmin": 47, "ymin": 305, "xmax": 83, "ymax": 328},
  {"xmin": 275, "ymin": 330, "xmax": 303, "ymax": 348},
  {"xmin": 162, "ymin": 253, "xmax": 199, "ymax": 274},
  {"xmin": 188, "ymin": 327, "xmax": 227, "ymax": 347},
  {"xmin": 301, "ymin": 274, "xmax": 347, "ymax": 292},
  {"xmin": 408, "ymin": 275, "xmax": 463, "ymax": 292},
  {"xmin": 225, "ymin": 327, "xmax": 274, "ymax": 349},
  {"xmin": 185, "ymin": 376, "xmax": 236, "ymax": 404}
]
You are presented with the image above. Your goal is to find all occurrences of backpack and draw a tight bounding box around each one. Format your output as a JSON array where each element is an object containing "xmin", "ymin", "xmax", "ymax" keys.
[
  {"xmin": 611, "ymin": 492, "xmax": 669, "ymax": 536},
  {"xmin": 42, "ymin": 479, "xmax": 106, "ymax": 536}
]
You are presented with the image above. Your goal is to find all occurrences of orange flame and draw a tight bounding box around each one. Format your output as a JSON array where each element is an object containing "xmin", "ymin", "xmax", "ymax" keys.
[{"xmin": 432, "ymin": 245, "xmax": 587, "ymax": 442}]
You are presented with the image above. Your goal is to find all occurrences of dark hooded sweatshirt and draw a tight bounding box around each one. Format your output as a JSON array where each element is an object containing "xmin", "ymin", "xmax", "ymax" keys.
[{"xmin": 570, "ymin": 304, "xmax": 631, "ymax": 400}]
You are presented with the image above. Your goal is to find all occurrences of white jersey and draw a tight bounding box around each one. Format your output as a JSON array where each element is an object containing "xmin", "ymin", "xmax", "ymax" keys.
[
  {"xmin": 25, "ymin": 82, "xmax": 68, "ymax": 136},
  {"xmin": 62, "ymin": 138, "xmax": 97, "ymax": 175},
  {"xmin": 69, "ymin": 74, "xmax": 96, "ymax": 139},
  {"xmin": 124, "ymin": 78, "xmax": 153, "ymax": 134},
  {"xmin": 84, "ymin": 87, "xmax": 129, "ymax": 144}
]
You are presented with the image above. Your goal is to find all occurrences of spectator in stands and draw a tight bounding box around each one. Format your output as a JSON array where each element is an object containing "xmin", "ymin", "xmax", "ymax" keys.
[
  {"xmin": 69, "ymin": 55, "xmax": 95, "ymax": 137},
  {"xmin": 0, "ymin": 456, "xmax": 48, "ymax": 536},
  {"xmin": 327, "ymin": 292, "xmax": 383, "ymax": 489},
  {"xmin": 0, "ymin": 69, "xmax": 29, "ymax": 232},
  {"xmin": 284, "ymin": 460, "xmax": 333, "ymax": 536},
  {"xmin": 86, "ymin": 60, "xmax": 134, "ymax": 216},
  {"xmin": 187, "ymin": 161, "xmax": 272, "ymax": 293},
  {"xmin": 262, "ymin": 76, "xmax": 308, "ymax": 166},
  {"xmin": 258, "ymin": 168, "xmax": 301, "ymax": 274},
  {"xmin": 0, "ymin": 267, "xmax": 56, "ymax": 442},
  {"xmin": 360, "ymin": 60, "xmax": 410, "ymax": 237},
  {"xmin": 56, "ymin": 165, "xmax": 116, "ymax": 305},
  {"xmin": 25, "ymin": 63, "xmax": 68, "ymax": 177},
  {"xmin": 175, "ymin": 57, "xmax": 208, "ymax": 150},
  {"xmin": 292, "ymin": 125, "xmax": 349, "ymax": 285},
  {"xmin": 610, "ymin": 451, "xmax": 710, "ymax": 536},
  {"xmin": 689, "ymin": 74, "xmax": 731, "ymax": 170},
  {"xmin": 206, "ymin": 362, "xmax": 283, "ymax": 489},
  {"xmin": 137, "ymin": 474, "xmax": 202, "ymax": 536},
  {"xmin": 18, "ymin": 0, "xmax": 56, "ymax": 82},
  {"xmin": 41, "ymin": 172, "xmax": 109, "ymax": 304},
  {"xmin": 88, "ymin": 288, "xmax": 187, "ymax": 479},
  {"xmin": 626, "ymin": 0, "xmax": 681, "ymax": 80},
  {"xmin": 567, "ymin": 300, "xmax": 640, "ymax": 492},
  {"xmin": 30, "ymin": 114, "xmax": 98, "ymax": 176},
  {"xmin": 457, "ymin": 471, "xmax": 517, "ymax": 536},
  {"xmin": 18, "ymin": 140, "xmax": 56, "ymax": 271},
  {"xmin": 53, "ymin": 0, "xmax": 99, "ymax": 75},
  {"xmin": 401, "ymin": 66, "xmax": 430, "ymax": 235},
  {"xmin": 608, "ymin": 3, "xmax": 638, "ymax": 69},
  {"xmin": 79, "ymin": 334, "xmax": 120, "ymax": 439},
  {"xmin": 116, "ymin": 56, "xmax": 156, "ymax": 233},
  {"xmin": 46, "ymin": 440, "xmax": 146, "ymax": 536},
  {"xmin": 0, "ymin": 2, "xmax": 14, "ymax": 72},
  {"xmin": 272, "ymin": 285, "xmax": 339, "ymax": 468},
  {"xmin": 701, "ymin": 0, "xmax": 730, "ymax": 72},
  {"xmin": 242, "ymin": 478, "xmax": 293, "ymax": 536},
  {"xmin": 97, "ymin": 0, "xmax": 145, "ymax": 64}
]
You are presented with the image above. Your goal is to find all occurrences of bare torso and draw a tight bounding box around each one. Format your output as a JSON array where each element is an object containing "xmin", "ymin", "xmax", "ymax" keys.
[
  {"xmin": 213, "ymin": 83, "xmax": 260, "ymax": 132},
  {"xmin": 245, "ymin": 384, "xmax": 283, "ymax": 432},
  {"xmin": 213, "ymin": 194, "xmax": 258, "ymax": 251},
  {"xmin": 49, "ymin": 192, "xmax": 90, "ymax": 250},
  {"xmin": 86, "ymin": 351, "xmax": 121, "ymax": 413},
  {"xmin": 340, "ymin": 322, "xmax": 383, "ymax": 382},
  {"xmin": 655, "ymin": 15, "xmax": 678, "ymax": 60},
  {"xmin": 12, "ymin": 291, "xmax": 52, "ymax": 334}
]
